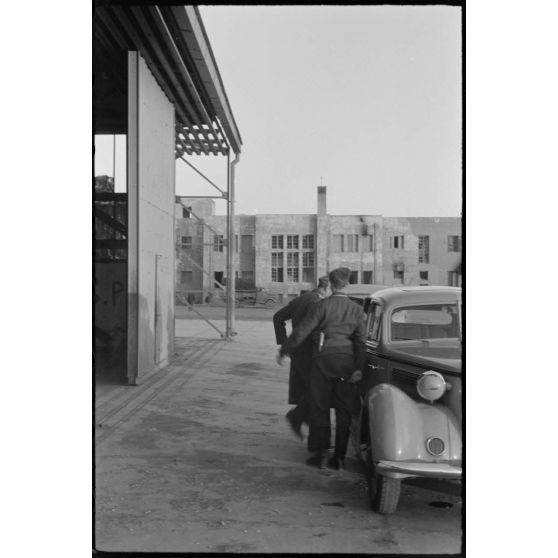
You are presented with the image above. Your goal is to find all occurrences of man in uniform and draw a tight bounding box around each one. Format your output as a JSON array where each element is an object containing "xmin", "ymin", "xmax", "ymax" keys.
[
  {"xmin": 278, "ymin": 267, "xmax": 365, "ymax": 470},
  {"xmin": 273, "ymin": 276, "xmax": 330, "ymax": 451}
]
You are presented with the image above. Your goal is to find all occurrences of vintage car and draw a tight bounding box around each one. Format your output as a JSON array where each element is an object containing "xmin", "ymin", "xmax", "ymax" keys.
[{"xmin": 355, "ymin": 286, "xmax": 462, "ymax": 514}]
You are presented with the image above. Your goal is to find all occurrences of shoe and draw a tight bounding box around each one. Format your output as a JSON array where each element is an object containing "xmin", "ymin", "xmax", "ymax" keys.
[
  {"xmin": 327, "ymin": 455, "xmax": 345, "ymax": 471},
  {"xmin": 285, "ymin": 411, "xmax": 303, "ymax": 440},
  {"xmin": 306, "ymin": 453, "xmax": 328, "ymax": 469}
]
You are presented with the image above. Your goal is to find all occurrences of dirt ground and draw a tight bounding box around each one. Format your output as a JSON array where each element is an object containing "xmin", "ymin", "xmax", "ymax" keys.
[{"xmin": 95, "ymin": 319, "xmax": 462, "ymax": 554}]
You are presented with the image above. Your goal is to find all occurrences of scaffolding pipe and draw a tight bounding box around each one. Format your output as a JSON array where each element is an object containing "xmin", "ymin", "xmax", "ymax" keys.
[
  {"xmin": 226, "ymin": 152, "xmax": 240, "ymax": 338},
  {"xmin": 225, "ymin": 152, "xmax": 231, "ymax": 338}
]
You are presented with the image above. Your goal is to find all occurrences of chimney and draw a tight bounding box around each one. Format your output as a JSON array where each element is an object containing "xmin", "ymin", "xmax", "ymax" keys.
[
  {"xmin": 316, "ymin": 185, "xmax": 328, "ymax": 279},
  {"xmin": 317, "ymin": 186, "xmax": 327, "ymax": 215}
]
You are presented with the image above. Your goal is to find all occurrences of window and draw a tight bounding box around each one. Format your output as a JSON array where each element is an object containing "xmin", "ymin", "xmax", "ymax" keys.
[
  {"xmin": 181, "ymin": 236, "xmax": 192, "ymax": 249},
  {"xmin": 234, "ymin": 235, "xmax": 238, "ymax": 252},
  {"xmin": 448, "ymin": 271, "xmax": 462, "ymax": 286},
  {"xmin": 392, "ymin": 235, "xmax": 405, "ymax": 249},
  {"xmin": 349, "ymin": 270, "xmax": 358, "ymax": 284},
  {"xmin": 241, "ymin": 234, "xmax": 254, "ymax": 252},
  {"xmin": 362, "ymin": 270, "xmax": 373, "ymax": 284},
  {"xmin": 302, "ymin": 235, "xmax": 314, "ymax": 249},
  {"xmin": 213, "ymin": 235, "xmax": 224, "ymax": 252},
  {"xmin": 366, "ymin": 302, "xmax": 382, "ymax": 342},
  {"xmin": 302, "ymin": 252, "xmax": 315, "ymax": 282},
  {"xmin": 391, "ymin": 303, "xmax": 460, "ymax": 341},
  {"xmin": 271, "ymin": 235, "xmax": 283, "ymax": 249},
  {"xmin": 347, "ymin": 234, "xmax": 359, "ymax": 252},
  {"xmin": 272, "ymin": 252, "xmax": 284, "ymax": 282},
  {"xmin": 287, "ymin": 235, "xmax": 299, "ymax": 249},
  {"xmin": 394, "ymin": 270, "xmax": 404, "ymax": 284},
  {"xmin": 332, "ymin": 234, "xmax": 344, "ymax": 252},
  {"xmin": 418, "ymin": 236, "xmax": 429, "ymax": 263},
  {"xmin": 214, "ymin": 271, "xmax": 224, "ymax": 288},
  {"xmin": 420, "ymin": 271, "xmax": 429, "ymax": 285},
  {"xmin": 287, "ymin": 252, "xmax": 299, "ymax": 282},
  {"xmin": 366, "ymin": 235, "xmax": 374, "ymax": 251},
  {"xmin": 182, "ymin": 206, "xmax": 191, "ymax": 218},
  {"xmin": 448, "ymin": 235, "xmax": 462, "ymax": 252},
  {"xmin": 180, "ymin": 270, "xmax": 192, "ymax": 284}
]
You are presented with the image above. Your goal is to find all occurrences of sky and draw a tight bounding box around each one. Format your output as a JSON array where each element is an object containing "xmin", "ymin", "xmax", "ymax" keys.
[{"xmin": 95, "ymin": 5, "xmax": 461, "ymax": 218}]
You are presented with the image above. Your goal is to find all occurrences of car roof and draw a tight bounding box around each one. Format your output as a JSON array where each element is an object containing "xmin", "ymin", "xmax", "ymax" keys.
[
  {"xmin": 370, "ymin": 286, "xmax": 461, "ymax": 305},
  {"xmin": 344, "ymin": 284, "xmax": 389, "ymax": 297}
]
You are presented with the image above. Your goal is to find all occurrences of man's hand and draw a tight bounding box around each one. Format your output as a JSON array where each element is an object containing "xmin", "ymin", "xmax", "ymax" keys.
[
  {"xmin": 348, "ymin": 370, "xmax": 362, "ymax": 384},
  {"xmin": 276, "ymin": 351, "xmax": 286, "ymax": 366}
]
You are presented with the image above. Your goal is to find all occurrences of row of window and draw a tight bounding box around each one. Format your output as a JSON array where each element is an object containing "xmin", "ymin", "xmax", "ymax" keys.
[
  {"xmin": 394, "ymin": 270, "xmax": 461, "ymax": 286},
  {"xmin": 180, "ymin": 234, "xmax": 255, "ymax": 253},
  {"xmin": 271, "ymin": 235, "xmax": 314, "ymax": 250},
  {"xmin": 180, "ymin": 233, "xmax": 461, "ymax": 258},
  {"xmin": 392, "ymin": 235, "xmax": 461, "ymax": 254},
  {"xmin": 271, "ymin": 251, "xmax": 315, "ymax": 283},
  {"xmin": 332, "ymin": 234, "xmax": 373, "ymax": 253}
]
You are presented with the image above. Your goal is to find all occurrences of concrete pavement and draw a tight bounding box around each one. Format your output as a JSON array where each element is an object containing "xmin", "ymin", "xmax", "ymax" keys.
[{"xmin": 95, "ymin": 318, "xmax": 462, "ymax": 553}]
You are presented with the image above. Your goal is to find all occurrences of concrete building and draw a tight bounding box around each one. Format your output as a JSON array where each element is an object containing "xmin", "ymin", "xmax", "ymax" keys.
[
  {"xmin": 94, "ymin": 5, "xmax": 241, "ymax": 384},
  {"xmin": 175, "ymin": 187, "xmax": 462, "ymax": 304}
]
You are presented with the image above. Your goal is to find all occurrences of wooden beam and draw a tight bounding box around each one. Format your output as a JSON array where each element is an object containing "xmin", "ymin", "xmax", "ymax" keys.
[{"xmin": 94, "ymin": 206, "xmax": 127, "ymax": 236}]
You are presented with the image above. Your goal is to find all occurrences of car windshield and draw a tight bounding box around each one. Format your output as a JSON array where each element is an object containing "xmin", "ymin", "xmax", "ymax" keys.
[{"xmin": 390, "ymin": 303, "xmax": 460, "ymax": 341}]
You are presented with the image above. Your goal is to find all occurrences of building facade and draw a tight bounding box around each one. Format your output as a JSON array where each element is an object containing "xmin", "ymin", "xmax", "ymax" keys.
[{"xmin": 175, "ymin": 187, "xmax": 462, "ymax": 304}]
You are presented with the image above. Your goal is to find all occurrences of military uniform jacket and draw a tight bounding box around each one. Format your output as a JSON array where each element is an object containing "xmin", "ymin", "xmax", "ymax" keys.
[
  {"xmin": 273, "ymin": 289, "xmax": 322, "ymax": 355},
  {"xmin": 280, "ymin": 292, "xmax": 367, "ymax": 372}
]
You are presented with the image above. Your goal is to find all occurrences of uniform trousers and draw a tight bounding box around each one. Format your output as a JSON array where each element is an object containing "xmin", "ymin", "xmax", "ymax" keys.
[
  {"xmin": 309, "ymin": 352, "xmax": 361, "ymax": 458},
  {"xmin": 288, "ymin": 352, "xmax": 326, "ymax": 451}
]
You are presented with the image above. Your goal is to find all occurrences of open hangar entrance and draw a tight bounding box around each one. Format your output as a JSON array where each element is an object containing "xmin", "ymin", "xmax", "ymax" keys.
[{"xmin": 94, "ymin": 5, "xmax": 242, "ymax": 385}]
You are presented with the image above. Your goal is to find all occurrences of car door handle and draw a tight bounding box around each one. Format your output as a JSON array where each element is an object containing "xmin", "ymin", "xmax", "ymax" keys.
[{"xmin": 369, "ymin": 364, "xmax": 382, "ymax": 370}]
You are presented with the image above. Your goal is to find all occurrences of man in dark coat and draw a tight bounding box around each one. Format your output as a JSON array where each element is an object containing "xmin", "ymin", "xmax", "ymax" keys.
[
  {"xmin": 279, "ymin": 267, "xmax": 366, "ymax": 470},
  {"xmin": 273, "ymin": 276, "xmax": 329, "ymax": 450}
]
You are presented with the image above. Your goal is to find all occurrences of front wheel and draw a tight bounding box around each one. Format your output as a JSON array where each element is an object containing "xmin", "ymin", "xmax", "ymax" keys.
[
  {"xmin": 365, "ymin": 447, "xmax": 401, "ymax": 514},
  {"xmin": 264, "ymin": 299, "xmax": 275, "ymax": 308}
]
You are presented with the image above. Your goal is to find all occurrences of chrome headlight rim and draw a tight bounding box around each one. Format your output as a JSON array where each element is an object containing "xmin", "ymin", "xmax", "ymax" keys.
[
  {"xmin": 425, "ymin": 436, "xmax": 446, "ymax": 456},
  {"xmin": 416, "ymin": 370, "xmax": 447, "ymax": 402}
]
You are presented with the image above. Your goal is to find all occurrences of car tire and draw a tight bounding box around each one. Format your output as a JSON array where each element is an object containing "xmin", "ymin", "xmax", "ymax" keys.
[
  {"xmin": 366, "ymin": 447, "xmax": 401, "ymax": 514},
  {"xmin": 264, "ymin": 299, "xmax": 275, "ymax": 308}
]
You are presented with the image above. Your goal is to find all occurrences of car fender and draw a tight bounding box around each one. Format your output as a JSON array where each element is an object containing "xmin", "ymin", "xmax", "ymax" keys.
[{"xmin": 367, "ymin": 383, "xmax": 461, "ymax": 463}]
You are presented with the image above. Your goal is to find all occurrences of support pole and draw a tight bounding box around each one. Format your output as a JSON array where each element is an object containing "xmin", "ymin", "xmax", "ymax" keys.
[
  {"xmin": 228, "ymin": 153, "xmax": 240, "ymax": 337},
  {"xmin": 225, "ymin": 151, "xmax": 232, "ymax": 339}
]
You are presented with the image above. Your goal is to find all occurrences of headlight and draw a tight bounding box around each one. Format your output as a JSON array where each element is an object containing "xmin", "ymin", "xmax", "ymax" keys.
[
  {"xmin": 416, "ymin": 371, "xmax": 446, "ymax": 402},
  {"xmin": 426, "ymin": 436, "xmax": 445, "ymax": 456}
]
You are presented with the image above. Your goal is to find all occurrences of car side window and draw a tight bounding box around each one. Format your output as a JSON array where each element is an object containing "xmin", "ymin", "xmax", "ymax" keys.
[{"xmin": 366, "ymin": 302, "xmax": 382, "ymax": 342}]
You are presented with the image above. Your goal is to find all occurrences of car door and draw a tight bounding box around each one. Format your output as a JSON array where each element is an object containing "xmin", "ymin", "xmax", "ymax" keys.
[{"xmin": 363, "ymin": 300, "xmax": 390, "ymax": 393}]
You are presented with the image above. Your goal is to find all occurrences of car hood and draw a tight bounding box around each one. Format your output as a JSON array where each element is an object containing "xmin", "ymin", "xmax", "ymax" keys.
[{"xmin": 389, "ymin": 346, "xmax": 462, "ymax": 374}]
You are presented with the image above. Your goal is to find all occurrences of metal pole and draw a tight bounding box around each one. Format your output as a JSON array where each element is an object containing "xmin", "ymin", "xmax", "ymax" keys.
[
  {"xmin": 113, "ymin": 134, "xmax": 116, "ymax": 188},
  {"xmin": 229, "ymin": 153, "xmax": 240, "ymax": 336},
  {"xmin": 225, "ymin": 151, "xmax": 231, "ymax": 339}
]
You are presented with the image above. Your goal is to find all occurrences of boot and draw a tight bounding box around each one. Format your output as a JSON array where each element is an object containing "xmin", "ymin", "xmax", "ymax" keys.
[
  {"xmin": 306, "ymin": 452, "xmax": 328, "ymax": 469},
  {"xmin": 327, "ymin": 454, "xmax": 345, "ymax": 471}
]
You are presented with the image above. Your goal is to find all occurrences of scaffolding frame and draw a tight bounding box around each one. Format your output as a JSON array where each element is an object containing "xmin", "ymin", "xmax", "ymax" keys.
[{"xmin": 175, "ymin": 144, "xmax": 238, "ymax": 340}]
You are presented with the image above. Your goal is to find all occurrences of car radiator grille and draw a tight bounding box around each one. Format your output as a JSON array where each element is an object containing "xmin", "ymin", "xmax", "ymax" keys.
[{"xmin": 392, "ymin": 368, "xmax": 422, "ymax": 400}]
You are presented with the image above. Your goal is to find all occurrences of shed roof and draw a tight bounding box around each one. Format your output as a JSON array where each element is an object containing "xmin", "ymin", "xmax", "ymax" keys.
[{"xmin": 94, "ymin": 4, "xmax": 242, "ymax": 156}]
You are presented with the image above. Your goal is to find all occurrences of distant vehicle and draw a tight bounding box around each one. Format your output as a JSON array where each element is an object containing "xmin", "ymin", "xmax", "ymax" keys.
[
  {"xmin": 355, "ymin": 286, "xmax": 462, "ymax": 514},
  {"xmin": 235, "ymin": 288, "xmax": 278, "ymax": 308}
]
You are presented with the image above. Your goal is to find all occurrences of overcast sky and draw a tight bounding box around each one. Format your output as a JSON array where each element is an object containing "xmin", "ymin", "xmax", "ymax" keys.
[{"xmin": 95, "ymin": 5, "xmax": 462, "ymax": 218}]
